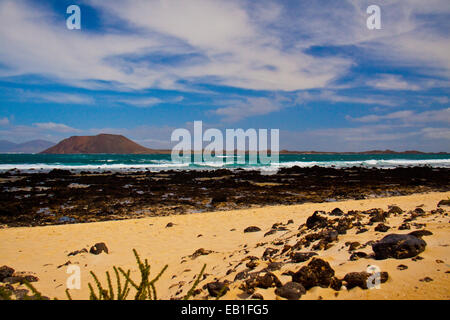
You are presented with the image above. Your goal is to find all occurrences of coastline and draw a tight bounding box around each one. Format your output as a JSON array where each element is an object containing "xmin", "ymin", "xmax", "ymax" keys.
[{"xmin": 1, "ymin": 191, "xmax": 449, "ymax": 300}]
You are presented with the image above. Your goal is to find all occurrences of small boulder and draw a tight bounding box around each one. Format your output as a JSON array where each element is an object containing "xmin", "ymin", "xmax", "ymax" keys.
[
  {"xmin": 437, "ymin": 200, "xmax": 450, "ymax": 207},
  {"xmin": 206, "ymin": 281, "xmax": 229, "ymax": 297},
  {"xmin": 89, "ymin": 242, "xmax": 109, "ymax": 255},
  {"xmin": 344, "ymin": 271, "xmax": 388, "ymax": 289},
  {"xmin": 306, "ymin": 211, "xmax": 328, "ymax": 229},
  {"xmin": 408, "ymin": 230, "xmax": 433, "ymax": 238},
  {"xmin": 375, "ymin": 223, "xmax": 390, "ymax": 232},
  {"xmin": 0, "ymin": 266, "xmax": 15, "ymax": 282},
  {"xmin": 292, "ymin": 258, "xmax": 335, "ymax": 289},
  {"xmin": 275, "ymin": 282, "xmax": 306, "ymax": 300},
  {"xmin": 290, "ymin": 251, "xmax": 318, "ymax": 263},
  {"xmin": 388, "ymin": 206, "xmax": 403, "ymax": 215},
  {"xmin": 372, "ymin": 234, "xmax": 426, "ymax": 260},
  {"xmin": 244, "ymin": 226, "xmax": 261, "ymax": 233},
  {"xmin": 330, "ymin": 208, "xmax": 344, "ymax": 216}
]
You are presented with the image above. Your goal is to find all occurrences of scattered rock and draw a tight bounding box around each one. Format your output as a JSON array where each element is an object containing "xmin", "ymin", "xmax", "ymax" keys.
[
  {"xmin": 437, "ymin": 200, "xmax": 450, "ymax": 207},
  {"xmin": 372, "ymin": 234, "xmax": 426, "ymax": 260},
  {"xmin": 265, "ymin": 262, "xmax": 283, "ymax": 272},
  {"xmin": 375, "ymin": 223, "xmax": 390, "ymax": 232},
  {"xmin": 244, "ymin": 226, "xmax": 261, "ymax": 233},
  {"xmin": 388, "ymin": 206, "xmax": 403, "ymax": 215},
  {"xmin": 397, "ymin": 264, "xmax": 408, "ymax": 270},
  {"xmin": 166, "ymin": 222, "xmax": 174, "ymax": 228},
  {"xmin": 68, "ymin": 248, "xmax": 88, "ymax": 256},
  {"xmin": 190, "ymin": 248, "xmax": 213, "ymax": 259},
  {"xmin": 408, "ymin": 230, "xmax": 433, "ymax": 238},
  {"xmin": 344, "ymin": 271, "xmax": 388, "ymax": 289},
  {"xmin": 419, "ymin": 277, "xmax": 433, "ymax": 282},
  {"xmin": 251, "ymin": 293, "xmax": 264, "ymax": 300},
  {"xmin": 356, "ymin": 228, "xmax": 368, "ymax": 234},
  {"xmin": 290, "ymin": 251, "xmax": 318, "ymax": 263},
  {"xmin": 292, "ymin": 258, "xmax": 335, "ymax": 289},
  {"xmin": 206, "ymin": 281, "xmax": 229, "ymax": 297},
  {"xmin": 330, "ymin": 277, "xmax": 342, "ymax": 291},
  {"xmin": 347, "ymin": 242, "xmax": 361, "ymax": 251},
  {"xmin": 398, "ymin": 223, "xmax": 411, "ymax": 230},
  {"xmin": 242, "ymin": 272, "xmax": 282, "ymax": 293},
  {"xmin": 330, "ymin": 208, "xmax": 344, "ymax": 216},
  {"xmin": 275, "ymin": 282, "xmax": 306, "ymax": 300},
  {"xmin": 262, "ymin": 248, "xmax": 279, "ymax": 260},
  {"xmin": 89, "ymin": 242, "xmax": 109, "ymax": 255},
  {"xmin": 306, "ymin": 211, "xmax": 328, "ymax": 229},
  {"xmin": 0, "ymin": 266, "xmax": 15, "ymax": 282},
  {"xmin": 349, "ymin": 252, "xmax": 368, "ymax": 261}
]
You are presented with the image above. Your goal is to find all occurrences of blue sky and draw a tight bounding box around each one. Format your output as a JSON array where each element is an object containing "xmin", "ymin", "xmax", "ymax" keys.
[{"xmin": 0, "ymin": 0, "xmax": 449, "ymax": 151}]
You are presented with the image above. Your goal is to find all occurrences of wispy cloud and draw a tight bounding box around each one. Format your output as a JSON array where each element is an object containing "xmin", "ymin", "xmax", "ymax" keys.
[
  {"xmin": 33, "ymin": 122, "xmax": 80, "ymax": 133},
  {"xmin": 366, "ymin": 74, "xmax": 420, "ymax": 91},
  {"xmin": 346, "ymin": 108, "xmax": 450, "ymax": 124}
]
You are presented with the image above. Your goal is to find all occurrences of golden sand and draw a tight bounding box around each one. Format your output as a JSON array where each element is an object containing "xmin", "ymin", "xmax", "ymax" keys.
[{"xmin": 1, "ymin": 191, "xmax": 449, "ymax": 300}]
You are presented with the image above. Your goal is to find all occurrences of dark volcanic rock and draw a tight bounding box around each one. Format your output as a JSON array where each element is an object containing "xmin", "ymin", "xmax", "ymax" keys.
[
  {"xmin": 330, "ymin": 208, "xmax": 344, "ymax": 216},
  {"xmin": 388, "ymin": 206, "xmax": 404, "ymax": 215},
  {"xmin": 306, "ymin": 211, "xmax": 328, "ymax": 229},
  {"xmin": 275, "ymin": 282, "xmax": 306, "ymax": 300},
  {"xmin": 242, "ymin": 272, "xmax": 282, "ymax": 293},
  {"xmin": 398, "ymin": 223, "xmax": 411, "ymax": 230},
  {"xmin": 292, "ymin": 258, "xmax": 335, "ymax": 289},
  {"xmin": 344, "ymin": 271, "xmax": 388, "ymax": 289},
  {"xmin": 0, "ymin": 266, "xmax": 15, "ymax": 282},
  {"xmin": 244, "ymin": 226, "xmax": 261, "ymax": 233},
  {"xmin": 262, "ymin": 248, "xmax": 279, "ymax": 260},
  {"xmin": 190, "ymin": 248, "xmax": 213, "ymax": 259},
  {"xmin": 206, "ymin": 281, "xmax": 229, "ymax": 297},
  {"xmin": 290, "ymin": 251, "xmax": 318, "ymax": 263},
  {"xmin": 437, "ymin": 200, "xmax": 450, "ymax": 207},
  {"xmin": 375, "ymin": 223, "xmax": 390, "ymax": 232},
  {"xmin": 349, "ymin": 252, "xmax": 368, "ymax": 261},
  {"xmin": 89, "ymin": 242, "xmax": 109, "ymax": 255},
  {"xmin": 408, "ymin": 230, "xmax": 433, "ymax": 238},
  {"xmin": 372, "ymin": 234, "xmax": 426, "ymax": 260},
  {"xmin": 68, "ymin": 248, "xmax": 88, "ymax": 256},
  {"xmin": 397, "ymin": 264, "xmax": 408, "ymax": 270},
  {"xmin": 265, "ymin": 262, "xmax": 283, "ymax": 271},
  {"xmin": 330, "ymin": 277, "xmax": 342, "ymax": 291}
]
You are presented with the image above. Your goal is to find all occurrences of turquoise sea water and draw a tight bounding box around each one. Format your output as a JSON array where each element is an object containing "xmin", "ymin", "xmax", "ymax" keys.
[{"xmin": 0, "ymin": 153, "xmax": 449, "ymax": 172}]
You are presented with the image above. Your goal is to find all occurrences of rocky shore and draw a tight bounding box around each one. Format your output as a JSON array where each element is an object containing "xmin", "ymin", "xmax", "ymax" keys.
[{"xmin": 0, "ymin": 166, "xmax": 449, "ymax": 227}]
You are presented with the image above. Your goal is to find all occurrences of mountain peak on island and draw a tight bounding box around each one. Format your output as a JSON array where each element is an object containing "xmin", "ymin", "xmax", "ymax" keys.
[{"xmin": 40, "ymin": 133, "xmax": 160, "ymax": 154}]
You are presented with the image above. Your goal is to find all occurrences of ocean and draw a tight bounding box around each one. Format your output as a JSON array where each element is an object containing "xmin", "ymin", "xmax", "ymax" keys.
[{"xmin": 0, "ymin": 153, "xmax": 449, "ymax": 172}]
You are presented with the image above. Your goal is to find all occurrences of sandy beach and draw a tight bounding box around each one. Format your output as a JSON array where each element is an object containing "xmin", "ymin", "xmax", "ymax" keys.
[{"xmin": 1, "ymin": 191, "xmax": 449, "ymax": 300}]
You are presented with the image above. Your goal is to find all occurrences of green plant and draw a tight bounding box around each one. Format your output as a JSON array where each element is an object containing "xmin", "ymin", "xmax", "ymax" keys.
[{"xmin": 3, "ymin": 249, "xmax": 208, "ymax": 300}]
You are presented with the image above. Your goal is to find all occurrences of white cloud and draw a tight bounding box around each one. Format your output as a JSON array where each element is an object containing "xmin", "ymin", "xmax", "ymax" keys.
[
  {"xmin": 118, "ymin": 97, "xmax": 163, "ymax": 108},
  {"xmin": 33, "ymin": 122, "xmax": 80, "ymax": 133},
  {"xmin": 0, "ymin": 0, "xmax": 351, "ymax": 92},
  {"xmin": 296, "ymin": 90, "xmax": 398, "ymax": 107},
  {"xmin": 366, "ymin": 75, "xmax": 420, "ymax": 91},
  {"xmin": 346, "ymin": 108, "xmax": 450, "ymax": 124}
]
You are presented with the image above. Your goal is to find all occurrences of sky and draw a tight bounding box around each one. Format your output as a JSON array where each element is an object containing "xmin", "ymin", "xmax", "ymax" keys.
[{"xmin": 0, "ymin": 0, "xmax": 449, "ymax": 152}]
